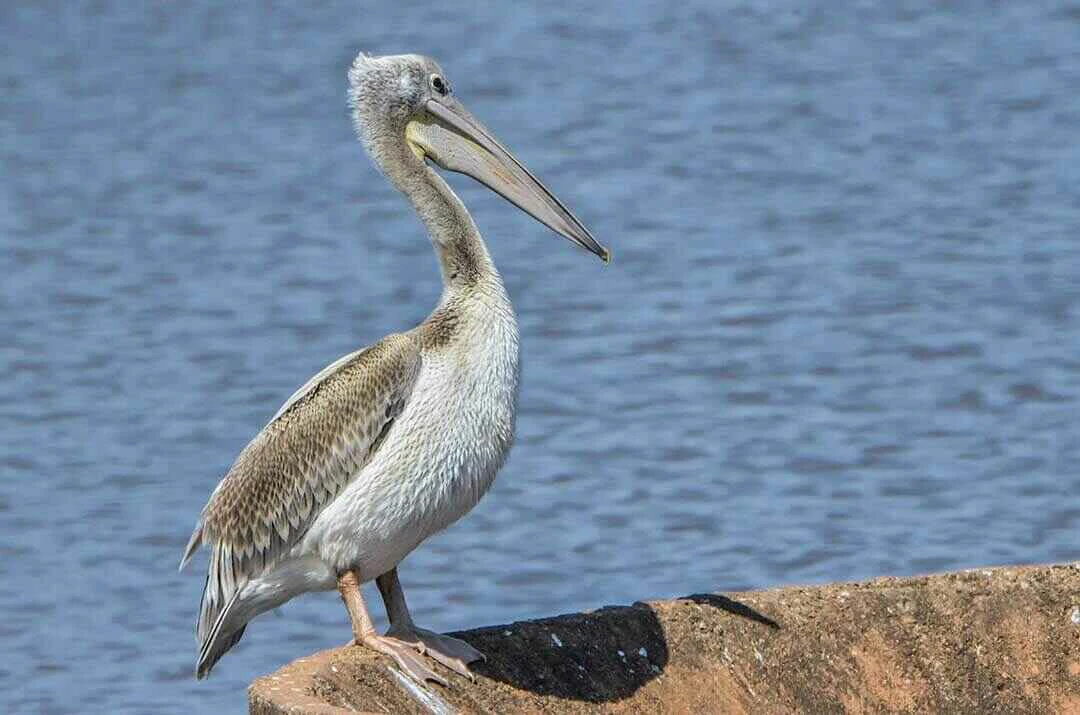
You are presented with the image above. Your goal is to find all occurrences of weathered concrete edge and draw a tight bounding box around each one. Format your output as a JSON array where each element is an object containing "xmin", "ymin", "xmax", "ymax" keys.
[{"xmin": 249, "ymin": 563, "xmax": 1080, "ymax": 714}]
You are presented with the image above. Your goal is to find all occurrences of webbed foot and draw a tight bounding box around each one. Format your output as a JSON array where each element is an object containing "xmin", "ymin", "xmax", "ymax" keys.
[
  {"xmin": 349, "ymin": 633, "xmax": 450, "ymax": 686},
  {"xmin": 385, "ymin": 625, "xmax": 485, "ymax": 681}
]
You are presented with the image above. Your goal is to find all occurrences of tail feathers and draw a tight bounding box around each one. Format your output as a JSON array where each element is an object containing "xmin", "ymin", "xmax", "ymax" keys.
[
  {"xmin": 191, "ymin": 551, "xmax": 334, "ymax": 679},
  {"xmin": 196, "ymin": 586, "xmax": 244, "ymax": 679},
  {"xmin": 197, "ymin": 623, "xmax": 246, "ymax": 679},
  {"xmin": 194, "ymin": 541, "xmax": 246, "ymax": 679}
]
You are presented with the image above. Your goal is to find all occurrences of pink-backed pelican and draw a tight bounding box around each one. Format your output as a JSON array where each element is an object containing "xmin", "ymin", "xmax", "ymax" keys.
[{"xmin": 180, "ymin": 52, "xmax": 608, "ymax": 684}]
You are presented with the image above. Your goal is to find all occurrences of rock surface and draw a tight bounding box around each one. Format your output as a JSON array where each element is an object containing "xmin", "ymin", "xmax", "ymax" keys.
[{"xmin": 249, "ymin": 564, "xmax": 1080, "ymax": 713}]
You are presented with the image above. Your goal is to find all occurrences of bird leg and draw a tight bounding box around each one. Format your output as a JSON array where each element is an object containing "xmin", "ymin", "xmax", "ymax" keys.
[
  {"xmin": 376, "ymin": 567, "xmax": 485, "ymax": 681},
  {"xmin": 336, "ymin": 569, "xmax": 448, "ymax": 686}
]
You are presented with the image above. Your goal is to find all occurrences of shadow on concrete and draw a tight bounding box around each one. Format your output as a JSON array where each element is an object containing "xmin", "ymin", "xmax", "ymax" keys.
[
  {"xmin": 460, "ymin": 594, "xmax": 779, "ymax": 704},
  {"xmin": 461, "ymin": 604, "xmax": 668, "ymax": 703},
  {"xmin": 683, "ymin": 593, "xmax": 781, "ymax": 629}
]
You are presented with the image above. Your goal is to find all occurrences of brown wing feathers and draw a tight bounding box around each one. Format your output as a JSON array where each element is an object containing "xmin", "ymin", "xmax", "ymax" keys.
[{"xmin": 185, "ymin": 333, "xmax": 420, "ymax": 676}]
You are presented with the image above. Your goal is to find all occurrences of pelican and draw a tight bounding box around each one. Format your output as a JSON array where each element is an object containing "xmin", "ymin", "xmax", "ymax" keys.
[{"xmin": 179, "ymin": 53, "xmax": 608, "ymax": 684}]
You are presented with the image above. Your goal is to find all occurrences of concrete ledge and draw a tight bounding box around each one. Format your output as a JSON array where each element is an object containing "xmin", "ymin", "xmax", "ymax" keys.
[{"xmin": 249, "ymin": 564, "xmax": 1080, "ymax": 713}]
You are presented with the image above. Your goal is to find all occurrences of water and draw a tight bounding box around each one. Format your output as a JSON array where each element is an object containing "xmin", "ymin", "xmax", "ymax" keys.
[{"xmin": 2, "ymin": 2, "xmax": 1079, "ymax": 712}]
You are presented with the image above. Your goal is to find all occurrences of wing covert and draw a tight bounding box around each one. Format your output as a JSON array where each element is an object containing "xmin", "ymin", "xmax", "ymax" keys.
[{"xmin": 188, "ymin": 332, "xmax": 420, "ymax": 647}]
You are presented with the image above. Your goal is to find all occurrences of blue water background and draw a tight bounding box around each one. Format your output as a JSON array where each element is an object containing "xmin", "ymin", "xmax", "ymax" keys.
[{"xmin": 2, "ymin": 2, "xmax": 1079, "ymax": 712}]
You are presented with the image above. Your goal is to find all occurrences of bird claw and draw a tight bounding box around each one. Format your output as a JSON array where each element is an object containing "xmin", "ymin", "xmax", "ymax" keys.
[
  {"xmin": 351, "ymin": 634, "xmax": 449, "ymax": 687},
  {"xmin": 385, "ymin": 626, "xmax": 485, "ymax": 682},
  {"xmin": 346, "ymin": 626, "xmax": 484, "ymax": 687}
]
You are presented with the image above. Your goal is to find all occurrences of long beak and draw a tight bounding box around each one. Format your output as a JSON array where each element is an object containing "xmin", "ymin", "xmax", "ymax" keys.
[{"xmin": 405, "ymin": 97, "xmax": 610, "ymax": 262}]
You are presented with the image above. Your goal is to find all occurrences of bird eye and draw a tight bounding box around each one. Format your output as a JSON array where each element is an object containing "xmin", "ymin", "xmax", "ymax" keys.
[{"xmin": 430, "ymin": 75, "xmax": 449, "ymax": 96}]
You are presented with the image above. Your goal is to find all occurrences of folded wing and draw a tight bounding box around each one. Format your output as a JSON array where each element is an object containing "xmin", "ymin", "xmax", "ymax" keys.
[{"xmin": 182, "ymin": 332, "xmax": 421, "ymax": 676}]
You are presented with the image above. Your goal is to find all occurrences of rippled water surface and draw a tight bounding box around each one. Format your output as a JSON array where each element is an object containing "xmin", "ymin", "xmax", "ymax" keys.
[{"xmin": 3, "ymin": 2, "xmax": 1080, "ymax": 712}]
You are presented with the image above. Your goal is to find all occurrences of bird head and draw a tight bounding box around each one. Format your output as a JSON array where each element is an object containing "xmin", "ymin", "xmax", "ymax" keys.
[{"xmin": 348, "ymin": 52, "xmax": 609, "ymax": 262}]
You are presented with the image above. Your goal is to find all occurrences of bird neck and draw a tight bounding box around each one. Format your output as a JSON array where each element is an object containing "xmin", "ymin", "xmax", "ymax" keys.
[{"xmin": 379, "ymin": 141, "xmax": 498, "ymax": 295}]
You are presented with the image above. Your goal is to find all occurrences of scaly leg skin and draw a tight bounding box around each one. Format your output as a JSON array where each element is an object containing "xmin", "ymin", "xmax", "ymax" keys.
[
  {"xmin": 336, "ymin": 569, "xmax": 449, "ymax": 687},
  {"xmin": 376, "ymin": 568, "xmax": 486, "ymax": 681}
]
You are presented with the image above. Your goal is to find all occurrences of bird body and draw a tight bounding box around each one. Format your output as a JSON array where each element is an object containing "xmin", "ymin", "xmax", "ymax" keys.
[
  {"xmin": 182, "ymin": 52, "xmax": 606, "ymax": 683},
  {"xmin": 304, "ymin": 277, "xmax": 519, "ymax": 578}
]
